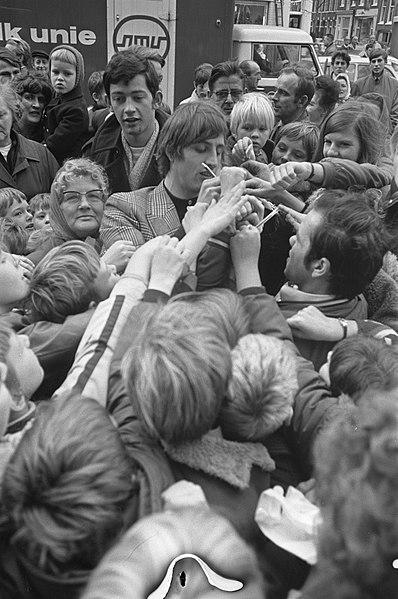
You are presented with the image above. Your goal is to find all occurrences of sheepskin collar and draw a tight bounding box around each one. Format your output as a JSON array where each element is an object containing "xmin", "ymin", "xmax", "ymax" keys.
[{"xmin": 162, "ymin": 432, "xmax": 275, "ymax": 490}]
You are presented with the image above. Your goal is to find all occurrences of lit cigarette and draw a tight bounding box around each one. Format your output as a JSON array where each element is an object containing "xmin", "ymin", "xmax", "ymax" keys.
[
  {"xmin": 256, "ymin": 206, "xmax": 280, "ymax": 228},
  {"xmin": 201, "ymin": 162, "xmax": 217, "ymax": 178}
]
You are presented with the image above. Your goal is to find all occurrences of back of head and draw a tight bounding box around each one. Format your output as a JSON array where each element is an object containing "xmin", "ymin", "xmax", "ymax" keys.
[
  {"xmin": 49, "ymin": 45, "xmax": 85, "ymax": 88},
  {"xmin": 81, "ymin": 508, "xmax": 264, "ymax": 599},
  {"xmin": 230, "ymin": 92, "xmax": 274, "ymax": 137},
  {"xmin": 208, "ymin": 60, "xmax": 244, "ymax": 91},
  {"xmin": 1, "ymin": 394, "xmax": 134, "ymax": 575},
  {"xmin": 122, "ymin": 301, "xmax": 232, "ymax": 445},
  {"xmin": 221, "ymin": 334, "xmax": 298, "ymax": 442},
  {"xmin": 315, "ymin": 75, "xmax": 340, "ymax": 110},
  {"xmin": 329, "ymin": 336, "xmax": 398, "ymax": 401},
  {"xmin": 103, "ymin": 51, "xmax": 159, "ymax": 97},
  {"xmin": 156, "ymin": 101, "xmax": 227, "ymax": 177},
  {"xmin": 194, "ymin": 62, "xmax": 213, "ymax": 86},
  {"xmin": 169, "ymin": 288, "xmax": 250, "ymax": 348},
  {"xmin": 29, "ymin": 240, "xmax": 101, "ymax": 323},
  {"xmin": 126, "ymin": 44, "xmax": 165, "ymax": 67},
  {"xmin": 307, "ymin": 189, "xmax": 387, "ymax": 298},
  {"xmin": 6, "ymin": 37, "xmax": 32, "ymax": 68},
  {"xmin": 314, "ymin": 100, "xmax": 384, "ymax": 163},
  {"xmin": 87, "ymin": 70, "xmax": 105, "ymax": 97},
  {"xmin": 312, "ymin": 393, "xmax": 398, "ymax": 596}
]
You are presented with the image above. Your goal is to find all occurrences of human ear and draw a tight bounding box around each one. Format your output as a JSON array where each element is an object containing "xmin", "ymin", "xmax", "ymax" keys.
[
  {"xmin": 298, "ymin": 94, "xmax": 309, "ymax": 109},
  {"xmin": 311, "ymin": 256, "xmax": 331, "ymax": 279},
  {"xmin": 153, "ymin": 90, "xmax": 163, "ymax": 109}
]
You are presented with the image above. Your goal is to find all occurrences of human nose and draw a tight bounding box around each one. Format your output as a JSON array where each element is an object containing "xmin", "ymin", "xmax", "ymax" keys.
[
  {"xmin": 26, "ymin": 212, "xmax": 33, "ymax": 223},
  {"xmin": 325, "ymin": 143, "xmax": 338, "ymax": 157},
  {"xmin": 78, "ymin": 194, "xmax": 91, "ymax": 208},
  {"xmin": 124, "ymin": 97, "xmax": 136, "ymax": 113},
  {"xmin": 31, "ymin": 96, "xmax": 40, "ymax": 108},
  {"xmin": 289, "ymin": 235, "xmax": 296, "ymax": 248}
]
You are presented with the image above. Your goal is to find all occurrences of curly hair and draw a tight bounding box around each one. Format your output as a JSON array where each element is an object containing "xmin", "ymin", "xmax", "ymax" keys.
[
  {"xmin": 221, "ymin": 334, "xmax": 298, "ymax": 441},
  {"xmin": 308, "ymin": 393, "xmax": 398, "ymax": 598},
  {"xmin": 0, "ymin": 83, "xmax": 22, "ymax": 124}
]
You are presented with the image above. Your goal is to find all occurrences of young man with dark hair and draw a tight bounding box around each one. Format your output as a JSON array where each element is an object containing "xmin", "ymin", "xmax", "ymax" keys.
[
  {"xmin": 84, "ymin": 52, "xmax": 168, "ymax": 194},
  {"xmin": 352, "ymin": 48, "xmax": 398, "ymax": 129},
  {"xmin": 279, "ymin": 190, "xmax": 388, "ymax": 369},
  {"xmin": 330, "ymin": 50, "xmax": 350, "ymax": 77}
]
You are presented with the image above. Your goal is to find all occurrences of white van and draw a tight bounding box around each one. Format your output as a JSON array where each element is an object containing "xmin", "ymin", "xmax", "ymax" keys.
[{"xmin": 233, "ymin": 25, "xmax": 321, "ymax": 94}]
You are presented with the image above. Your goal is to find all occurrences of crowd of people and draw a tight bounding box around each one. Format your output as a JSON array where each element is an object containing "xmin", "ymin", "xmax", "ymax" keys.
[{"xmin": 0, "ymin": 32, "xmax": 397, "ymax": 599}]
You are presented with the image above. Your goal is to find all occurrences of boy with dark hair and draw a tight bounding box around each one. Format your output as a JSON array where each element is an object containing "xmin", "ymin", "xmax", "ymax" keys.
[{"xmin": 85, "ymin": 51, "xmax": 168, "ymax": 194}]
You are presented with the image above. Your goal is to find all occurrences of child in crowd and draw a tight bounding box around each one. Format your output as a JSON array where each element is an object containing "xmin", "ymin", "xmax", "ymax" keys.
[
  {"xmin": 221, "ymin": 334, "xmax": 297, "ymax": 442},
  {"xmin": 29, "ymin": 240, "xmax": 119, "ymax": 324},
  {"xmin": 29, "ymin": 193, "xmax": 50, "ymax": 231},
  {"xmin": 0, "ymin": 222, "xmax": 29, "ymax": 255},
  {"xmin": 44, "ymin": 45, "xmax": 89, "ymax": 164},
  {"xmin": 325, "ymin": 335, "xmax": 398, "ymax": 401},
  {"xmin": 271, "ymin": 121, "xmax": 319, "ymax": 166},
  {"xmin": 0, "ymin": 188, "xmax": 33, "ymax": 234},
  {"xmin": 0, "ymin": 319, "xmax": 43, "ymax": 489},
  {"xmin": 87, "ymin": 70, "xmax": 110, "ymax": 133},
  {"xmin": 225, "ymin": 92, "xmax": 275, "ymax": 166},
  {"xmin": 0, "ymin": 395, "xmax": 135, "ymax": 599}
]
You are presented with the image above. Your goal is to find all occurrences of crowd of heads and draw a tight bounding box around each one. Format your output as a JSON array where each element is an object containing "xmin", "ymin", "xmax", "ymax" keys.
[{"xmin": 0, "ymin": 30, "xmax": 396, "ymax": 599}]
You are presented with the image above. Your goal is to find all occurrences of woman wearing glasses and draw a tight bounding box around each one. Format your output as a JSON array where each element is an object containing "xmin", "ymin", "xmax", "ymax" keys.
[{"xmin": 27, "ymin": 158, "xmax": 136, "ymax": 268}]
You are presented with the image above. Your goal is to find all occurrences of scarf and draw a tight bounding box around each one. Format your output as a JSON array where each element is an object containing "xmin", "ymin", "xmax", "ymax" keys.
[{"xmin": 122, "ymin": 119, "xmax": 159, "ymax": 191}]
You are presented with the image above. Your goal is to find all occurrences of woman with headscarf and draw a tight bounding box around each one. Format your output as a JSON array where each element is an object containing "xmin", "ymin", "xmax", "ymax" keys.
[
  {"xmin": 335, "ymin": 73, "xmax": 351, "ymax": 103},
  {"xmin": 27, "ymin": 157, "xmax": 136, "ymax": 269}
]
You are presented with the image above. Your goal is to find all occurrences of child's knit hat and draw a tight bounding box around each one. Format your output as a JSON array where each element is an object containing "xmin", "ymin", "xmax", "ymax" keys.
[{"xmin": 49, "ymin": 44, "xmax": 85, "ymax": 88}]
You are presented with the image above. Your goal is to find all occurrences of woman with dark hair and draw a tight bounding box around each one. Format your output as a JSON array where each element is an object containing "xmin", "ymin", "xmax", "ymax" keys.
[
  {"xmin": 12, "ymin": 71, "xmax": 53, "ymax": 142},
  {"xmin": 0, "ymin": 84, "xmax": 58, "ymax": 199}
]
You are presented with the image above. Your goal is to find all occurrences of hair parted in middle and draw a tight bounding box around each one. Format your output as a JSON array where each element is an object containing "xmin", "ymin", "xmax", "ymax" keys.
[{"xmin": 156, "ymin": 101, "xmax": 227, "ymax": 177}]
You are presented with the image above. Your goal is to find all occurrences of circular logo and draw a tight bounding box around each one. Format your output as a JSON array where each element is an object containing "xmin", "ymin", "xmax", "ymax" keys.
[{"xmin": 113, "ymin": 15, "xmax": 170, "ymax": 58}]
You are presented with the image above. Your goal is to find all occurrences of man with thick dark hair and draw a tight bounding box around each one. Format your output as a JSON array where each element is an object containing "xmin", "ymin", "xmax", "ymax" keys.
[
  {"xmin": 352, "ymin": 48, "xmax": 398, "ymax": 129},
  {"xmin": 84, "ymin": 51, "xmax": 168, "ymax": 194},
  {"xmin": 279, "ymin": 189, "xmax": 388, "ymax": 369}
]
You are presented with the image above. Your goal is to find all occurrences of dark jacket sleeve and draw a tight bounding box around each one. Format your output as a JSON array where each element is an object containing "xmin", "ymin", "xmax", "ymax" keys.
[{"xmin": 46, "ymin": 102, "xmax": 89, "ymax": 163}]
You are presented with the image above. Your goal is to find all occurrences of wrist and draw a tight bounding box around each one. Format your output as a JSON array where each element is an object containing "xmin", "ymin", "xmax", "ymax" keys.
[{"xmin": 148, "ymin": 275, "xmax": 177, "ymax": 295}]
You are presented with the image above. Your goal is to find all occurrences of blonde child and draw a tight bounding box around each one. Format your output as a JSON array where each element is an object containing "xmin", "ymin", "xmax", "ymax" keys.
[
  {"xmin": 225, "ymin": 92, "xmax": 275, "ymax": 166},
  {"xmin": 45, "ymin": 45, "xmax": 89, "ymax": 164}
]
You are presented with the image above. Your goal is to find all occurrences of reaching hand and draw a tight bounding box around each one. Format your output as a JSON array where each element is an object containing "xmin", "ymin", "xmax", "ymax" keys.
[
  {"xmin": 149, "ymin": 237, "xmax": 191, "ymax": 294},
  {"xmin": 287, "ymin": 305, "xmax": 344, "ymax": 341},
  {"xmin": 124, "ymin": 236, "xmax": 168, "ymax": 281},
  {"xmin": 230, "ymin": 224, "xmax": 261, "ymax": 270},
  {"xmin": 199, "ymin": 181, "xmax": 248, "ymax": 237},
  {"xmin": 232, "ymin": 137, "xmax": 256, "ymax": 165},
  {"xmin": 102, "ymin": 240, "xmax": 137, "ymax": 273},
  {"xmin": 278, "ymin": 204, "xmax": 306, "ymax": 232}
]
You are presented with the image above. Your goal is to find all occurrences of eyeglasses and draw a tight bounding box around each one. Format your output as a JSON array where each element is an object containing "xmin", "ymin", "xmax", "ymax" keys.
[
  {"xmin": 213, "ymin": 89, "xmax": 243, "ymax": 101},
  {"xmin": 62, "ymin": 190, "xmax": 104, "ymax": 206}
]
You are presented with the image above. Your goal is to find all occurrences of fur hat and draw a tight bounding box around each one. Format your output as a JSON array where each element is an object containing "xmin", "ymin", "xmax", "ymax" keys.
[{"xmin": 49, "ymin": 44, "xmax": 85, "ymax": 88}]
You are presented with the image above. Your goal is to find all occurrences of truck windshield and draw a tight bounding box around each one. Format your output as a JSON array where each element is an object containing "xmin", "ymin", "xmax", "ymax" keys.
[{"xmin": 253, "ymin": 43, "xmax": 317, "ymax": 77}]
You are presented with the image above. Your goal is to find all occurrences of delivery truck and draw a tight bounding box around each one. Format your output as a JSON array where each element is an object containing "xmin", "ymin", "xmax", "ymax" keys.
[{"xmin": 0, "ymin": 0, "xmax": 320, "ymax": 107}]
